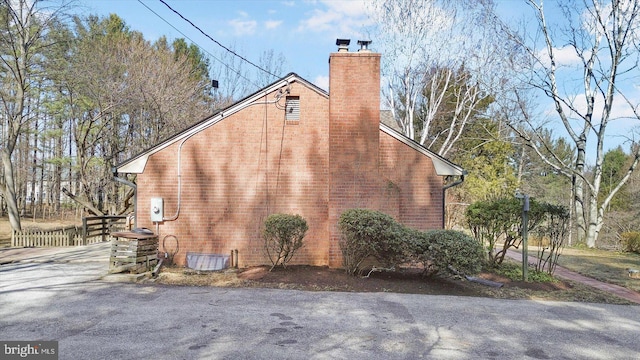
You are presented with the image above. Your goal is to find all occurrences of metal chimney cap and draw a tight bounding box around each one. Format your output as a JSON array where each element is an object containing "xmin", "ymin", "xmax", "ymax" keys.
[
  {"xmin": 357, "ymin": 40, "xmax": 372, "ymax": 51},
  {"xmin": 336, "ymin": 38, "xmax": 350, "ymax": 52}
]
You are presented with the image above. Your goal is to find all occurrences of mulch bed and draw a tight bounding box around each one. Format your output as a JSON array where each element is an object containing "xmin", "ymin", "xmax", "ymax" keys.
[{"xmin": 156, "ymin": 265, "xmax": 631, "ymax": 304}]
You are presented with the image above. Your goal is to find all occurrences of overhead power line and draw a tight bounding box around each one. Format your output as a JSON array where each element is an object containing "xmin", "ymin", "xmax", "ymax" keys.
[
  {"xmin": 157, "ymin": 0, "xmax": 281, "ymax": 80},
  {"xmin": 136, "ymin": 0, "xmax": 258, "ymax": 87}
]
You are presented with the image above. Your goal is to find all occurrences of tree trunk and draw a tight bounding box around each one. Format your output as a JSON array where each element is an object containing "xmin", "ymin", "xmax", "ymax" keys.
[
  {"xmin": 2, "ymin": 149, "xmax": 22, "ymax": 231},
  {"xmin": 54, "ymin": 132, "xmax": 62, "ymax": 213},
  {"xmin": 585, "ymin": 194, "xmax": 600, "ymax": 248},
  {"xmin": 573, "ymin": 174, "xmax": 586, "ymax": 243},
  {"xmin": 573, "ymin": 139, "xmax": 588, "ymax": 244},
  {"xmin": 31, "ymin": 117, "xmax": 38, "ymax": 215}
]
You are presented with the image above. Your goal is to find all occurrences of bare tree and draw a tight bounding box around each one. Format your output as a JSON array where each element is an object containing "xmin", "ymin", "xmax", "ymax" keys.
[
  {"xmin": 55, "ymin": 15, "xmax": 215, "ymax": 214},
  {"xmin": 256, "ymin": 49, "xmax": 286, "ymax": 88},
  {"xmin": 503, "ymin": 0, "xmax": 640, "ymax": 247},
  {"xmin": 126, "ymin": 34, "xmax": 216, "ymax": 153},
  {"xmin": 0, "ymin": 0, "xmax": 68, "ymax": 230},
  {"xmin": 210, "ymin": 43, "xmax": 252, "ymax": 103},
  {"xmin": 368, "ymin": 0, "xmax": 506, "ymax": 157}
]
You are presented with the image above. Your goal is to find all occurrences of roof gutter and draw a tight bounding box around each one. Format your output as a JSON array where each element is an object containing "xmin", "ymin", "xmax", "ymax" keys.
[
  {"xmin": 442, "ymin": 172, "xmax": 467, "ymax": 228},
  {"xmin": 443, "ymin": 173, "xmax": 466, "ymax": 190}
]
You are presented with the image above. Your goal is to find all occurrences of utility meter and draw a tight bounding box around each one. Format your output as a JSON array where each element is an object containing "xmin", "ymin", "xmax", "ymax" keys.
[{"xmin": 150, "ymin": 197, "xmax": 164, "ymax": 222}]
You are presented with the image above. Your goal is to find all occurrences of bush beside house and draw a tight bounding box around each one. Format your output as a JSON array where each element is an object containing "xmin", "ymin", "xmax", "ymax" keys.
[
  {"xmin": 338, "ymin": 208, "xmax": 484, "ymax": 276},
  {"xmin": 263, "ymin": 213, "xmax": 309, "ymax": 270},
  {"xmin": 338, "ymin": 209, "xmax": 406, "ymax": 275},
  {"xmin": 407, "ymin": 229, "xmax": 484, "ymax": 277}
]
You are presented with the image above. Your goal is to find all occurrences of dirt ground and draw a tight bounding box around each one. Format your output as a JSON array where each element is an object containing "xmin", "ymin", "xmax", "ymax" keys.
[{"xmin": 156, "ymin": 264, "xmax": 635, "ymax": 305}]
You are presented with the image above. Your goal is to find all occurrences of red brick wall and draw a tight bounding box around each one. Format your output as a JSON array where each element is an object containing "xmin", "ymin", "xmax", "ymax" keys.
[
  {"xmin": 137, "ymin": 82, "xmax": 330, "ymax": 267},
  {"xmin": 135, "ymin": 50, "xmax": 445, "ymax": 269},
  {"xmin": 379, "ymin": 131, "xmax": 444, "ymax": 231}
]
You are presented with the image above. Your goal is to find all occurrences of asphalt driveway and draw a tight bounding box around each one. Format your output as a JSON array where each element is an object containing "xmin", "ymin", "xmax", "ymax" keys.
[{"xmin": 1, "ymin": 245, "xmax": 639, "ymax": 359}]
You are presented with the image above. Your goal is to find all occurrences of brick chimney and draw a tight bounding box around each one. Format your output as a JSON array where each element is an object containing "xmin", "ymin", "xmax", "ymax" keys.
[{"xmin": 328, "ymin": 39, "xmax": 382, "ymax": 267}]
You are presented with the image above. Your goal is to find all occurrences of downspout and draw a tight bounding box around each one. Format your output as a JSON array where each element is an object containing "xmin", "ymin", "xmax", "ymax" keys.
[
  {"xmin": 442, "ymin": 172, "xmax": 466, "ymax": 229},
  {"xmin": 113, "ymin": 170, "xmax": 137, "ymax": 229},
  {"xmin": 163, "ymin": 84, "xmax": 289, "ymax": 223}
]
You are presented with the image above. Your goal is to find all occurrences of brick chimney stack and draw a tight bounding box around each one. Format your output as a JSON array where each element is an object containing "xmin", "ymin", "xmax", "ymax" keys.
[{"xmin": 327, "ymin": 39, "xmax": 382, "ymax": 267}]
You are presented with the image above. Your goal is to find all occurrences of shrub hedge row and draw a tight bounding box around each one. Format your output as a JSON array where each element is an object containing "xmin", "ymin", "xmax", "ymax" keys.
[
  {"xmin": 263, "ymin": 209, "xmax": 485, "ymax": 277},
  {"xmin": 338, "ymin": 208, "xmax": 483, "ymax": 276}
]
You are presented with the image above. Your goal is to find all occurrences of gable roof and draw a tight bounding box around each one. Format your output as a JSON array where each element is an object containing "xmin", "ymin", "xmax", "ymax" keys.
[
  {"xmin": 116, "ymin": 73, "xmax": 327, "ymax": 174},
  {"xmin": 379, "ymin": 123, "xmax": 465, "ymax": 176},
  {"xmin": 116, "ymin": 72, "xmax": 464, "ymax": 177}
]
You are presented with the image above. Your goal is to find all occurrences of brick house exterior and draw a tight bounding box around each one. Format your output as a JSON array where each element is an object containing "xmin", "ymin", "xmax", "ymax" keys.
[{"xmin": 116, "ymin": 42, "xmax": 465, "ymax": 268}]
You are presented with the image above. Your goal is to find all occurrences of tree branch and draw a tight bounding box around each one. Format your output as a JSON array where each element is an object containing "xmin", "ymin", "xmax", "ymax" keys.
[{"xmin": 61, "ymin": 187, "xmax": 104, "ymax": 216}]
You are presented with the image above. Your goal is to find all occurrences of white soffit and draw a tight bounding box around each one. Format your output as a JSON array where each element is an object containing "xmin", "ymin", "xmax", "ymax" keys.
[{"xmin": 117, "ymin": 154, "xmax": 149, "ymax": 174}]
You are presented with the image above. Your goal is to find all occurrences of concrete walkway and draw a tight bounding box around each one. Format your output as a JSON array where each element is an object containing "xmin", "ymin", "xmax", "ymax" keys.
[
  {"xmin": 506, "ymin": 249, "xmax": 640, "ymax": 304},
  {"xmin": 0, "ymin": 242, "xmax": 111, "ymax": 265}
]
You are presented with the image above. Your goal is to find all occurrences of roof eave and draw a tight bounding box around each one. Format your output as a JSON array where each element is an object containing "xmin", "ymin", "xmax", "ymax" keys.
[
  {"xmin": 117, "ymin": 154, "xmax": 149, "ymax": 174},
  {"xmin": 379, "ymin": 123, "xmax": 465, "ymax": 176}
]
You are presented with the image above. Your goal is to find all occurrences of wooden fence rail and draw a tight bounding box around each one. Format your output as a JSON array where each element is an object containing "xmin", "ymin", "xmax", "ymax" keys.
[
  {"xmin": 11, "ymin": 226, "xmax": 81, "ymax": 247},
  {"xmin": 11, "ymin": 216, "xmax": 127, "ymax": 247},
  {"xmin": 82, "ymin": 216, "xmax": 128, "ymax": 245}
]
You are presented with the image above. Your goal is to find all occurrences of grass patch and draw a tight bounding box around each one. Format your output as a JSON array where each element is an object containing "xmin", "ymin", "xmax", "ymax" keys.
[
  {"xmin": 157, "ymin": 267, "xmax": 247, "ymax": 287},
  {"xmin": 490, "ymin": 260, "xmax": 557, "ymax": 283},
  {"xmin": 557, "ymin": 247, "xmax": 640, "ymax": 292}
]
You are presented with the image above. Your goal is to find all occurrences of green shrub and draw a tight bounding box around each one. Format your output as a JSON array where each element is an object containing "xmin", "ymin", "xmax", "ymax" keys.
[
  {"xmin": 404, "ymin": 229, "xmax": 434, "ymax": 274},
  {"xmin": 263, "ymin": 213, "xmax": 308, "ymax": 271},
  {"xmin": 466, "ymin": 197, "xmax": 566, "ymax": 266},
  {"xmin": 408, "ymin": 229, "xmax": 484, "ymax": 276},
  {"xmin": 529, "ymin": 270, "xmax": 556, "ymax": 283},
  {"xmin": 338, "ymin": 209, "xmax": 406, "ymax": 275},
  {"xmin": 491, "ymin": 261, "xmax": 522, "ymax": 280},
  {"xmin": 466, "ymin": 198, "xmax": 523, "ymax": 264},
  {"xmin": 426, "ymin": 230, "xmax": 484, "ymax": 275},
  {"xmin": 621, "ymin": 232, "xmax": 640, "ymax": 254}
]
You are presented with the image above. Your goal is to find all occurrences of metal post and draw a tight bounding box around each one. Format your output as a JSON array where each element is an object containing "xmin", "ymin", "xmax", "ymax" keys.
[
  {"xmin": 101, "ymin": 217, "xmax": 106, "ymax": 243},
  {"xmin": 522, "ymin": 195, "xmax": 530, "ymax": 282},
  {"xmin": 82, "ymin": 217, "xmax": 88, "ymax": 245}
]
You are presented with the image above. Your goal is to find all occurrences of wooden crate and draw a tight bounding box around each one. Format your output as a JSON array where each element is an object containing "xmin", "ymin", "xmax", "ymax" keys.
[{"xmin": 109, "ymin": 231, "xmax": 158, "ymax": 274}]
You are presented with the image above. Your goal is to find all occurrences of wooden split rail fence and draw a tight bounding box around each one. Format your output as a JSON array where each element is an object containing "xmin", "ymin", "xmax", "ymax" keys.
[{"xmin": 11, "ymin": 215, "xmax": 128, "ymax": 248}]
